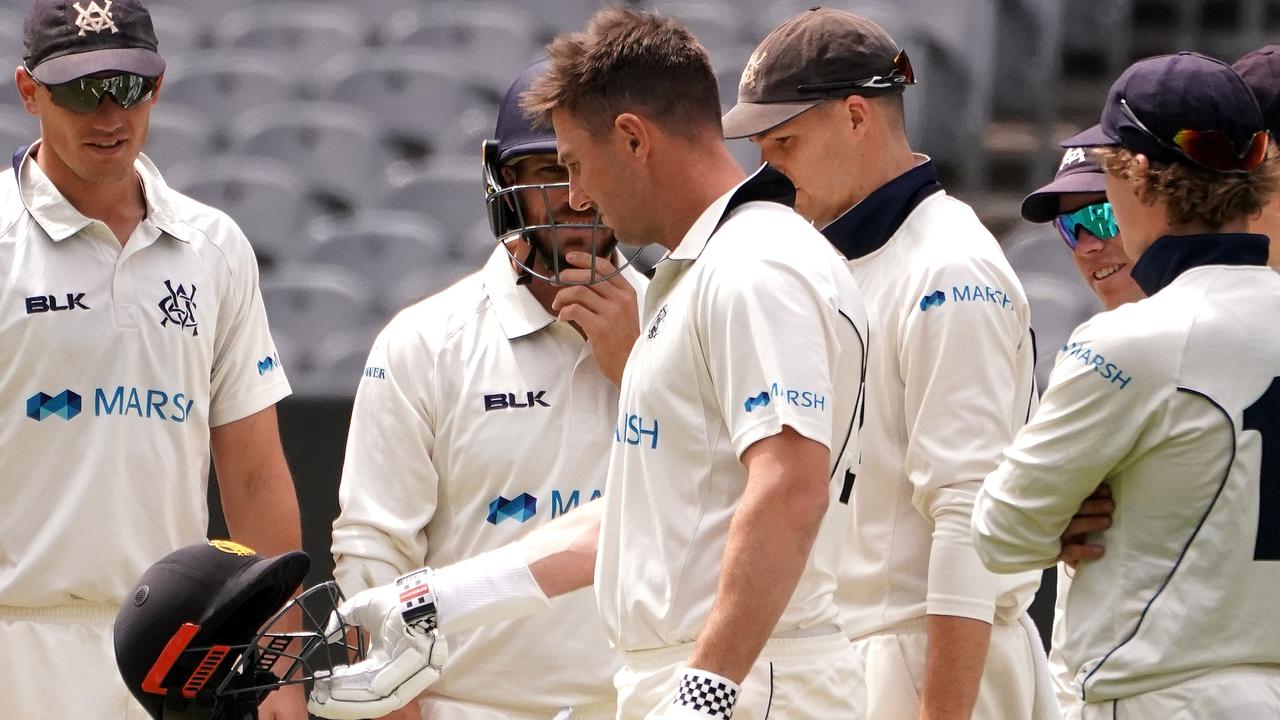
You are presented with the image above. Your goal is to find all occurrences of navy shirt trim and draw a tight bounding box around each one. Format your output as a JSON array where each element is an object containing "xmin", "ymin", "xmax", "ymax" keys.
[
  {"xmin": 820, "ymin": 160, "xmax": 944, "ymax": 260},
  {"xmin": 1130, "ymin": 233, "xmax": 1270, "ymax": 295},
  {"xmin": 714, "ymin": 163, "xmax": 797, "ymax": 232}
]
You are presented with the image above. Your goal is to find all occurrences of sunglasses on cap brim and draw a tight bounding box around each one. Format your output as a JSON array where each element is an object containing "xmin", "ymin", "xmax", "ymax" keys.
[
  {"xmin": 795, "ymin": 49, "xmax": 916, "ymax": 95},
  {"xmin": 32, "ymin": 72, "xmax": 158, "ymax": 113},
  {"xmin": 1053, "ymin": 200, "xmax": 1119, "ymax": 250},
  {"xmin": 1119, "ymin": 97, "xmax": 1269, "ymax": 173}
]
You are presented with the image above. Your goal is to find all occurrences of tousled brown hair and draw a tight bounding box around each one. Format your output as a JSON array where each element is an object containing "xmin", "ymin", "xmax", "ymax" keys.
[
  {"xmin": 520, "ymin": 7, "xmax": 723, "ymax": 138},
  {"xmin": 1098, "ymin": 146, "xmax": 1280, "ymax": 228}
]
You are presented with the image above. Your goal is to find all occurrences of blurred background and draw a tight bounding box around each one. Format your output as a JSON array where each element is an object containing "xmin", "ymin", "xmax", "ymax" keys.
[{"xmin": 3, "ymin": 0, "xmax": 1274, "ymax": 608}]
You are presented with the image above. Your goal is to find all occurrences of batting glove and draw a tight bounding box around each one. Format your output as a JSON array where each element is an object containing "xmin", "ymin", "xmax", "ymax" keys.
[
  {"xmin": 308, "ymin": 569, "xmax": 448, "ymax": 720},
  {"xmin": 650, "ymin": 668, "xmax": 741, "ymax": 720}
]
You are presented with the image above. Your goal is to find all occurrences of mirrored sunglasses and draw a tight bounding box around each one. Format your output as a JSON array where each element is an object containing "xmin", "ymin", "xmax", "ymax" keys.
[
  {"xmin": 1119, "ymin": 97, "xmax": 1268, "ymax": 173},
  {"xmin": 39, "ymin": 73, "xmax": 158, "ymax": 113},
  {"xmin": 796, "ymin": 49, "xmax": 916, "ymax": 95},
  {"xmin": 1054, "ymin": 200, "xmax": 1118, "ymax": 249}
]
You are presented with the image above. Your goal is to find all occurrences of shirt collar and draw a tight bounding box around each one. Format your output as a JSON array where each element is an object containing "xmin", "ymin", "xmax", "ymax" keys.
[
  {"xmin": 668, "ymin": 164, "xmax": 797, "ymax": 261},
  {"xmin": 481, "ymin": 244, "xmax": 557, "ymax": 340},
  {"xmin": 13, "ymin": 142, "xmax": 197, "ymax": 244},
  {"xmin": 1130, "ymin": 233, "xmax": 1270, "ymax": 295},
  {"xmin": 820, "ymin": 155, "xmax": 943, "ymax": 259}
]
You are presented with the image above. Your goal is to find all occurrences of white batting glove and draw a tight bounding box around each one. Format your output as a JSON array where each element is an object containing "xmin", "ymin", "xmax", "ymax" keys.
[
  {"xmin": 647, "ymin": 668, "xmax": 741, "ymax": 720},
  {"xmin": 308, "ymin": 569, "xmax": 448, "ymax": 719}
]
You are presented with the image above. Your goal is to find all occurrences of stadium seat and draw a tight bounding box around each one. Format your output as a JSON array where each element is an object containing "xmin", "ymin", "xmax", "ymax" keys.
[
  {"xmin": 651, "ymin": 0, "xmax": 745, "ymax": 49},
  {"xmin": 386, "ymin": 259, "xmax": 478, "ymax": 312},
  {"xmin": 213, "ymin": 2, "xmax": 366, "ymax": 70},
  {"xmin": 229, "ymin": 102, "xmax": 385, "ymax": 215},
  {"xmin": 316, "ymin": 49, "xmax": 498, "ymax": 163},
  {"xmin": 0, "ymin": 107, "xmax": 39, "ymax": 156},
  {"xmin": 381, "ymin": 3, "xmax": 541, "ymax": 89},
  {"xmin": 159, "ymin": 52, "xmax": 297, "ymax": 135},
  {"xmin": 304, "ymin": 209, "xmax": 453, "ymax": 316},
  {"xmin": 530, "ymin": 0, "xmax": 614, "ymax": 38},
  {"xmin": 285, "ymin": 330, "xmax": 375, "ymax": 400},
  {"xmin": 143, "ymin": 0, "xmax": 254, "ymax": 29},
  {"xmin": 164, "ymin": 157, "xmax": 309, "ymax": 270},
  {"xmin": 0, "ymin": 7, "xmax": 22, "ymax": 63},
  {"xmin": 146, "ymin": 2, "xmax": 205, "ymax": 53},
  {"xmin": 143, "ymin": 104, "xmax": 214, "ymax": 172},
  {"xmin": 383, "ymin": 157, "xmax": 482, "ymax": 239},
  {"xmin": 260, "ymin": 267, "xmax": 377, "ymax": 357}
]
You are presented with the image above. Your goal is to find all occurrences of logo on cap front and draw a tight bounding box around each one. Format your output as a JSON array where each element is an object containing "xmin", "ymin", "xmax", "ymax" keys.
[
  {"xmin": 209, "ymin": 539, "xmax": 257, "ymax": 557},
  {"xmin": 740, "ymin": 49, "xmax": 767, "ymax": 93},
  {"xmin": 73, "ymin": 1, "xmax": 118, "ymax": 37},
  {"xmin": 1059, "ymin": 147, "xmax": 1088, "ymax": 171}
]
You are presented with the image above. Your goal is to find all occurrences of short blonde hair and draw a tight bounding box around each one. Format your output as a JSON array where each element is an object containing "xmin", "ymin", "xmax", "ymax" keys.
[
  {"xmin": 520, "ymin": 7, "xmax": 722, "ymax": 138},
  {"xmin": 1098, "ymin": 146, "xmax": 1280, "ymax": 228}
]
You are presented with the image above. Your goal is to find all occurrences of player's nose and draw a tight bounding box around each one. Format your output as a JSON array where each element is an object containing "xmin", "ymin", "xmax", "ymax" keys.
[{"xmin": 568, "ymin": 181, "xmax": 593, "ymax": 214}]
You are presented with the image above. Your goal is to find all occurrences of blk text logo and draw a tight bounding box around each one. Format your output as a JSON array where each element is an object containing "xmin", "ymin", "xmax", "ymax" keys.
[
  {"xmin": 26, "ymin": 293, "xmax": 89, "ymax": 314},
  {"xmin": 158, "ymin": 280, "xmax": 198, "ymax": 336},
  {"xmin": 487, "ymin": 493, "xmax": 537, "ymax": 525},
  {"xmin": 483, "ymin": 390, "xmax": 550, "ymax": 411},
  {"xmin": 26, "ymin": 390, "xmax": 81, "ymax": 421}
]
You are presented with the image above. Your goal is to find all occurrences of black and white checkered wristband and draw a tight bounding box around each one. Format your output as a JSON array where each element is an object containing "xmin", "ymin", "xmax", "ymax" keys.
[
  {"xmin": 395, "ymin": 568, "xmax": 438, "ymax": 635},
  {"xmin": 674, "ymin": 668, "xmax": 740, "ymax": 719}
]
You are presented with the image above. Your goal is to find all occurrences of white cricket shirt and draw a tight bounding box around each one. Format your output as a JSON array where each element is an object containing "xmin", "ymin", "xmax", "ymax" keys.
[
  {"xmin": 332, "ymin": 246, "xmax": 644, "ymax": 712},
  {"xmin": 0, "ymin": 143, "xmax": 290, "ymax": 608},
  {"xmin": 595, "ymin": 166, "xmax": 869, "ymax": 652},
  {"xmin": 821, "ymin": 159, "xmax": 1041, "ymax": 638},
  {"xmin": 974, "ymin": 234, "xmax": 1280, "ymax": 703}
]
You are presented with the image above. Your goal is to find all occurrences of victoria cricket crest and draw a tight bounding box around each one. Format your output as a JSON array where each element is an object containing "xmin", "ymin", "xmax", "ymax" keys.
[{"xmin": 159, "ymin": 280, "xmax": 198, "ymax": 336}]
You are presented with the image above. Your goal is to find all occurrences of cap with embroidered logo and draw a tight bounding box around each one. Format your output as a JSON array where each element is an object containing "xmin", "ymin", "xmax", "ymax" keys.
[
  {"xmin": 24, "ymin": 0, "xmax": 165, "ymax": 85},
  {"xmin": 722, "ymin": 7, "xmax": 911, "ymax": 139},
  {"xmin": 1020, "ymin": 147, "xmax": 1107, "ymax": 223}
]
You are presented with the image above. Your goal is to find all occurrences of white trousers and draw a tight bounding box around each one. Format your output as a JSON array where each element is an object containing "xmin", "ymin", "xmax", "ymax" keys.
[
  {"xmin": 1081, "ymin": 665, "xmax": 1280, "ymax": 720},
  {"xmin": 847, "ymin": 614, "xmax": 1060, "ymax": 720},
  {"xmin": 413, "ymin": 694, "xmax": 616, "ymax": 720},
  {"xmin": 614, "ymin": 631, "xmax": 857, "ymax": 720},
  {"xmin": 0, "ymin": 604, "xmax": 150, "ymax": 720}
]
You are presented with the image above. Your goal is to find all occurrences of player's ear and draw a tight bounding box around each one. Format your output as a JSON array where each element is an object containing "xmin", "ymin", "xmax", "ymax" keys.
[
  {"xmin": 15, "ymin": 67, "xmax": 39, "ymax": 115},
  {"xmin": 613, "ymin": 113, "xmax": 650, "ymax": 162},
  {"xmin": 840, "ymin": 95, "xmax": 872, "ymax": 136}
]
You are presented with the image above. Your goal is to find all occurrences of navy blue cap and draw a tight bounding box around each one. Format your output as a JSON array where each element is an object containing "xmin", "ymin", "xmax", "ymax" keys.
[
  {"xmin": 1234, "ymin": 45, "xmax": 1280, "ymax": 138},
  {"xmin": 1061, "ymin": 52, "xmax": 1264, "ymax": 168},
  {"xmin": 24, "ymin": 0, "xmax": 165, "ymax": 84},
  {"xmin": 494, "ymin": 59, "xmax": 556, "ymax": 165},
  {"xmin": 1021, "ymin": 147, "xmax": 1107, "ymax": 222}
]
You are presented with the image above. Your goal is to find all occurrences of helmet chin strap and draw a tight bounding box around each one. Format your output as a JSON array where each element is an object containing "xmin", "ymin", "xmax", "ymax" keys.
[{"xmin": 514, "ymin": 234, "xmax": 538, "ymax": 286}]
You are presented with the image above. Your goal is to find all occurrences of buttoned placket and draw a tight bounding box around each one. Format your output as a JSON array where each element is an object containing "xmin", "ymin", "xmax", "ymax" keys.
[{"xmin": 93, "ymin": 217, "xmax": 164, "ymax": 332}]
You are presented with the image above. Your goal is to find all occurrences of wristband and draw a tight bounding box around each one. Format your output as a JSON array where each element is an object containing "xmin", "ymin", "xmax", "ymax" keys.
[{"xmin": 674, "ymin": 667, "xmax": 740, "ymax": 719}]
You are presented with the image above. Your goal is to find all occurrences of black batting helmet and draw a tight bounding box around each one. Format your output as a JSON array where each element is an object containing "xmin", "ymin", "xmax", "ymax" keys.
[{"xmin": 114, "ymin": 541, "xmax": 364, "ymax": 720}]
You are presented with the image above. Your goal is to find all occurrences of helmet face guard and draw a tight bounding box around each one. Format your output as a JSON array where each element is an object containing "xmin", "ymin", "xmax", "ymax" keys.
[
  {"xmin": 143, "ymin": 582, "xmax": 365, "ymax": 719},
  {"xmin": 482, "ymin": 139, "xmax": 643, "ymax": 286}
]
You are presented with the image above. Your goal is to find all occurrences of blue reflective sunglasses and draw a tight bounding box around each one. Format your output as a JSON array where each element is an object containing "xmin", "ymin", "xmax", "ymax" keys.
[{"xmin": 1053, "ymin": 201, "xmax": 1118, "ymax": 249}]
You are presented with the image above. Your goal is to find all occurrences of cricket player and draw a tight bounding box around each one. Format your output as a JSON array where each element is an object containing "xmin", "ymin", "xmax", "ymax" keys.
[
  {"xmin": 720, "ymin": 9, "xmax": 1053, "ymax": 719},
  {"xmin": 1022, "ymin": 149, "xmax": 1146, "ymax": 310},
  {"xmin": 329, "ymin": 59, "xmax": 641, "ymax": 720},
  {"xmin": 1235, "ymin": 44, "xmax": 1280, "ymax": 267},
  {"xmin": 0, "ymin": 0, "xmax": 303, "ymax": 717},
  {"xmin": 974, "ymin": 52, "xmax": 1280, "ymax": 719},
  {"xmin": 308, "ymin": 9, "xmax": 869, "ymax": 720}
]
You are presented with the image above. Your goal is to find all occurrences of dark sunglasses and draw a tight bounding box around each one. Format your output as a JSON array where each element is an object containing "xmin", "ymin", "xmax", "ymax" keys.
[
  {"xmin": 796, "ymin": 49, "xmax": 916, "ymax": 95},
  {"xmin": 35, "ymin": 73, "xmax": 158, "ymax": 113},
  {"xmin": 1054, "ymin": 200, "xmax": 1118, "ymax": 249},
  {"xmin": 1118, "ymin": 97, "xmax": 1268, "ymax": 173}
]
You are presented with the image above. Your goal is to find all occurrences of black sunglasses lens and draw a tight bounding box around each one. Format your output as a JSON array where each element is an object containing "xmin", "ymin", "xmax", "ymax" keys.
[{"xmin": 47, "ymin": 74, "xmax": 155, "ymax": 113}]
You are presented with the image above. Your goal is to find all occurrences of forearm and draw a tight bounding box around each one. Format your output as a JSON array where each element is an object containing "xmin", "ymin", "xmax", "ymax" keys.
[
  {"xmin": 920, "ymin": 614, "xmax": 991, "ymax": 720},
  {"xmin": 689, "ymin": 464, "xmax": 827, "ymax": 682},
  {"xmin": 522, "ymin": 495, "xmax": 601, "ymax": 597},
  {"xmin": 217, "ymin": 443, "xmax": 300, "ymax": 555}
]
